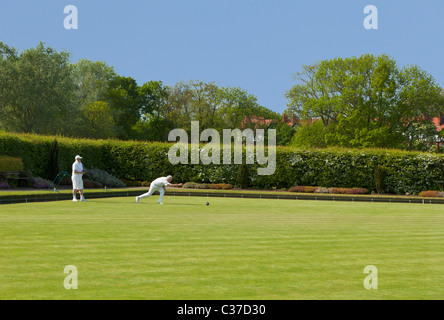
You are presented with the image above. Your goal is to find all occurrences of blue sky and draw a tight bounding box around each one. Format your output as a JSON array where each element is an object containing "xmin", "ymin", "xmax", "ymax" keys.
[{"xmin": 1, "ymin": 0, "xmax": 443, "ymax": 114}]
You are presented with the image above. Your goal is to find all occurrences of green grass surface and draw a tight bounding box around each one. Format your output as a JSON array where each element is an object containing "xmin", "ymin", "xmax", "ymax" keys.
[
  {"xmin": 0, "ymin": 196, "xmax": 443, "ymax": 300},
  {"xmin": 1, "ymin": 187, "xmax": 440, "ymax": 200}
]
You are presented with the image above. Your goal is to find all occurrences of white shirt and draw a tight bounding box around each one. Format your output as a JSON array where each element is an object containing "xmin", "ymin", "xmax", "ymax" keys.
[
  {"xmin": 151, "ymin": 177, "xmax": 170, "ymax": 188},
  {"xmin": 72, "ymin": 161, "xmax": 84, "ymax": 176}
]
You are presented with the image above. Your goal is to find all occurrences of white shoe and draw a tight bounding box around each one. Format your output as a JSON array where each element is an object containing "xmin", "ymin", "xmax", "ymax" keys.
[
  {"xmin": 158, "ymin": 202, "xmax": 163, "ymax": 205},
  {"xmin": 73, "ymin": 198, "xmax": 78, "ymax": 202},
  {"xmin": 80, "ymin": 198, "xmax": 88, "ymax": 202},
  {"xmin": 136, "ymin": 197, "xmax": 139, "ymax": 203}
]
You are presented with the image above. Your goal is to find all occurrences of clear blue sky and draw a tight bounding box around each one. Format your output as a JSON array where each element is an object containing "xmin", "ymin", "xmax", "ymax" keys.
[{"xmin": 1, "ymin": 0, "xmax": 443, "ymax": 114}]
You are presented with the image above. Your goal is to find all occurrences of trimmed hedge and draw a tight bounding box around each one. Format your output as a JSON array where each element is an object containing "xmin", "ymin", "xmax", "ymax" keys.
[
  {"xmin": 0, "ymin": 156, "xmax": 24, "ymax": 172},
  {"xmin": 1, "ymin": 132, "xmax": 444, "ymax": 194}
]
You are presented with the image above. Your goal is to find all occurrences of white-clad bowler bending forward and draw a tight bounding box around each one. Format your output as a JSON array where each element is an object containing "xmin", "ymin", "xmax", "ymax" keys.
[{"xmin": 136, "ymin": 175, "xmax": 182, "ymax": 204}]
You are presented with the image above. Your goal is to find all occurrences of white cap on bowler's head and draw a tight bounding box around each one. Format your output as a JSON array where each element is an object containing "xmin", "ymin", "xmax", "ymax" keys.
[
  {"xmin": 166, "ymin": 175, "xmax": 173, "ymax": 181},
  {"xmin": 75, "ymin": 155, "xmax": 82, "ymax": 160}
]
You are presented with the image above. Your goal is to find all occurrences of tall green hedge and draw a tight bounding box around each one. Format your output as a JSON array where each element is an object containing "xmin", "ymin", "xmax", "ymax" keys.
[
  {"xmin": 1, "ymin": 132, "xmax": 443, "ymax": 194},
  {"xmin": 0, "ymin": 156, "xmax": 24, "ymax": 172}
]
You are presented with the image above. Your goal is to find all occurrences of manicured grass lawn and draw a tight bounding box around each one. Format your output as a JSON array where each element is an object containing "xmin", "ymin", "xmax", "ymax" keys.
[{"xmin": 0, "ymin": 196, "xmax": 443, "ymax": 299}]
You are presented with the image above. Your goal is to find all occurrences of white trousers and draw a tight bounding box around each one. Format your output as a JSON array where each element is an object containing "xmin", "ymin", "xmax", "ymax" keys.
[{"xmin": 138, "ymin": 184, "xmax": 165, "ymax": 203}]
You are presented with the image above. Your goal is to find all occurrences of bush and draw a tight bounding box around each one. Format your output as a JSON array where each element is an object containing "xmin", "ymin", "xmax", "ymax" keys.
[
  {"xmin": 3, "ymin": 132, "xmax": 444, "ymax": 195},
  {"xmin": 0, "ymin": 180, "xmax": 10, "ymax": 189},
  {"xmin": 210, "ymin": 183, "xmax": 233, "ymax": 190},
  {"xmin": 33, "ymin": 177, "xmax": 52, "ymax": 189},
  {"xmin": 0, "ymin": 156, "xmax": 24, "ymax": 172},
  {"xmin": 315, "ymin": 187, "xmax": 333, "ymax": 194},
  {"xmin": 183, "ymin": 182, "xmax": 210, "ymax": 189},
  {"xmin": 60, "ymin": 177, "xmax": 72, "ymax": 186},
  {"xmin": 83, "ymin": 179, "xmax": 103, "ymax": 188},
  {"xmin": 183, "ymin": 182, "xmax": 198, "ymax": 189},
  {"xmin": 331, "ymin": 188, "xmax": 348, "ymax": 194},
  {"xmin": 344, "ymin": 188, "xmax": 369, "ymax": 195},
  {"xmin": 288, "ymin": 186, "xmax": 317, "ymax": 193},
  {"xmin": 121, "ymin": 179, "xmax": 142, "ymax": 187},
  {"xmin": 419, "ymin": 191, "xmax": 439, "ymax": 197},
  {"xmin": 84, "ymin": 168, "xmax": 126, "ymax": 188},
  {"xmin": 331, "ymin": 187, "xmax": 369, "ymax": 195},
  {"xmin": 237, "ymin": 163, "xmax": 250, "ymax": 189},
  {"xmin": 289, "ymin": 186, "xmax": 369, "ymax": 195}
]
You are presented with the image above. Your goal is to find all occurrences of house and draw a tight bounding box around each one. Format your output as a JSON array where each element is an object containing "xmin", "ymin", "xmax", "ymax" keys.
[
  {"xmin": 240, "ymin": 115, "xmax": 276, "ymax": 128},
  {"xmin": 432, "ymin": 114, "xmax": 444, "ymax": 132},
  {"xmin": 241, "ymin": 113, "xmax": 300, "ymax": 129},
  {"xmin": 242, "ymin": 113, "xmax": 444, "ymax": 132}
]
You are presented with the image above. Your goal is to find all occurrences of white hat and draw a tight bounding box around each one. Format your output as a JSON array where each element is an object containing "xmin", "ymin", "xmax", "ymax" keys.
[{"xmin": 75, "ymin": 155, "xmax": 82, "ymax": 160}]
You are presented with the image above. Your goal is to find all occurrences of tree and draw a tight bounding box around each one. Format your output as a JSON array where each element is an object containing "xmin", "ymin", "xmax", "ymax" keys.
[
  {"xmin": 274, "ymin": 122, "xmax": 296, "ymax": 146},
  {"xmin": 72, "ymin": 58, "xmax": 116, "ymax": 109},
  {"xmin": 286, "ymin": 54, "xmax": 444, "ymax": 149},
  {"xmin": 82, "ymin": 101, "xmax": 115, "ymax": 139},
  {"xmin": 134, "ymin": 81, "xmax": 172, "ymax": 141},
  {"xmin": 0, "ymin": 42, "xmax": 18, "ymax": 131},
  {"xmin": 0, "ymin": 42, "xmax": 76, "ymax": 134},
  {"xmin": 405, "ymin": 121, "xmax": 442, "ymax": 152},
  {"xmin": 217, "ymin": 86, "xmax": 263, "ymax": 129},
  {"xmin": 162, "ymin": 81, "xmax": 194, "ymax": 131},
  {"xmin": 290, "ymin": 120, "xmax": 328, "ymax": 148},
  {"xmin": 105, "ymin": 76, "xmax": 143, "ymax": 139}
]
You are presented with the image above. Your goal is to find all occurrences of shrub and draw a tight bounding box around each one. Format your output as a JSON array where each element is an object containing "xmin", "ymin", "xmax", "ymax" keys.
[
  {"xmin": 237, "ymin": 163, "xmax": 250, "ymax": 189},
  {"xmin": 344, "ymin": 188, "xmax": 369, "ymax": 195},
  {"xmin": 183, "ymin": 182, "xmax": 198, "ymax": 189},
  {"xmin": 374, "ymin": 166, "xmax": 385, "ymax": 194},
  {"xmin": 83, "ymin": 179, "xmax": 103, "ymax": 188},
  {"xmin": 121, "ymin": 179, "xmax": 142, "ymax": 187},
  {"xmin": 183, "ymin": 182, "xmax": 209, "ymax": 189},
  {"xmin": 0, "ymin": 180, "xmax": 10, "ymax": 189},
  {"xmin": 33, "ymin": 177, "xmax": 52, "ymax": 189},
  {"xmin": 60, "ymin": 177, "xmax": 72, "ymax": 186},
  {"xmin": 47, "ymin": 139, "xmax": 59, "ymax": 180},
  {"xmin": 60, "ymin": 176, "xmax": 103, "ymax": 188},
  {"xmin": 419, "ymin": 191, "xmax": 439, "ymax": 197},
  {"xmin": 288, "ymin": 186, "xmax": 300, "ymax": 193},
  {"xmin": 288, "ymin": 186, "xmax": 317, "ymax": 193},
  {"xmin": 84, "ymin": 167, "xmax": 126, "ymax": 188},
  {"xmin": 210, "ymin": 183, "xmax": 233, "ymax": 190},
  {"xmin": 141, "ymin": 181, "xmax": 151, "ymax": 187},
  {"xmin": 0, "ymin": 156, "xmax": 24, "ymax": 172},
  {"xmin": 3, "ymin": 132, "xmax": 444, "ymax": 195},
  {"xmin": 315, "ymin": 187, "xmax": 333, "ymax": 194},
  {"xmin": 331, "ymin": 188, "xmax": 348, "ymax": 194},
  {"xmin": 330, "ymin": 187, "xmax": 369, "ymax": 195}
]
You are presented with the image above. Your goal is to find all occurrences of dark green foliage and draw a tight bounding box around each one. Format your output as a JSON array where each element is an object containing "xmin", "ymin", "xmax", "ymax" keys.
[
  {"xmin": 47, "ymin": 139, "xmax": 59, "ymax": 180},
  {"xmin": 2, "ymin": 132, "xmax": 444, "ymax": 195},
  {"xmin": 237, "ymin": 162, "xmax": 250, "ymax": 189},
  {"xmin": 84, "ymin": 167, "xmax": 126, "ymax": 188},
  {"xmin": 0, "ymin": 156, "xmax": 24, "ymax": 172},
  {"xmin": 374, "ymin": 166, "xmax": 385, "ymax": 194}
]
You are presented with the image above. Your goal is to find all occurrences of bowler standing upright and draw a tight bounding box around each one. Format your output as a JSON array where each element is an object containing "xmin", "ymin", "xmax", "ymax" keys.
[{"xmin": 72, "ymin": 155, "xmax": 87, "ymax": 202}]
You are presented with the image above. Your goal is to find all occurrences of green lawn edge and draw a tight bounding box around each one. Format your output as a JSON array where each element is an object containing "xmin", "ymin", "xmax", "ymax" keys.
[{"xmin": 1, "ymin": 186, "xmax": 443, "ymax": 202}]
